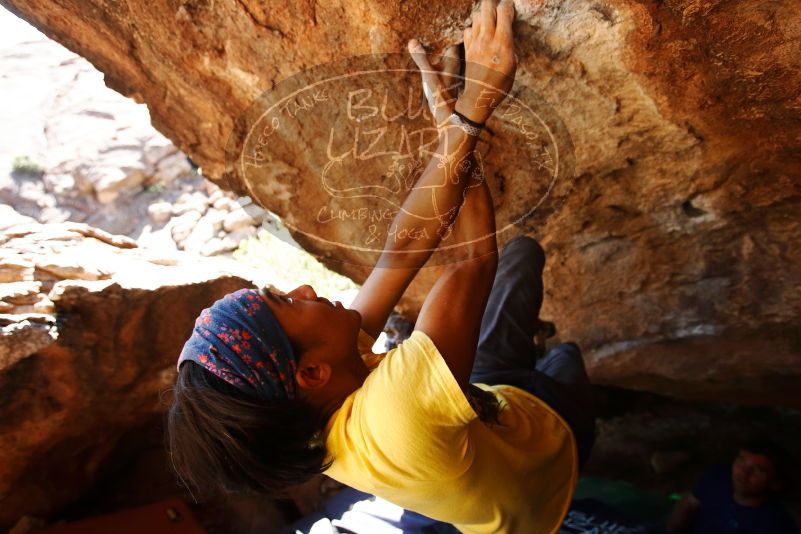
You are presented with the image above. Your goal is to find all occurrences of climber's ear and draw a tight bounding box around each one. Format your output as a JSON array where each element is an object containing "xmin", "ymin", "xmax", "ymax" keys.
[{"xmin": 295, "ymin": 360, "xmax": 332, "ymax": 391}]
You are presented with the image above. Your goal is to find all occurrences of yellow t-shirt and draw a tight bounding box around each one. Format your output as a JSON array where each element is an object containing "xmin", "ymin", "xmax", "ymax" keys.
[{"xmin": 323, "ymin": 328, "xmax": 578, "ymax": 534}]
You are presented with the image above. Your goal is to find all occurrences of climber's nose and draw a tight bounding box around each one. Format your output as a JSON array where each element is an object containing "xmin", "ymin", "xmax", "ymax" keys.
[{"xmin": 289, "ymin": 284, "xmax": 318, "ymax": 301}]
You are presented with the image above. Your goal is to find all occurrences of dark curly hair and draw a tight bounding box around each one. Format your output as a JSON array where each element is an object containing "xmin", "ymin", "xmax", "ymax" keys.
[{"xmin": 165, "ymin": 361, "xmax": 331, "ymax": 500}]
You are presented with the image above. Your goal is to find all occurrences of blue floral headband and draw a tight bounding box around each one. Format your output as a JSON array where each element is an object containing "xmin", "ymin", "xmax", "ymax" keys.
[{"xmin": 176, "ymin": 288, "xmax": 298, "ymax": 401}]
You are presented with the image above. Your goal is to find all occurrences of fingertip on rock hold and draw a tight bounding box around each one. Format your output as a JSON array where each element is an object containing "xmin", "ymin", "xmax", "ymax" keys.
[{"xmin": 408, "ymin": 38, "xmax": 423, "ymax": 53}]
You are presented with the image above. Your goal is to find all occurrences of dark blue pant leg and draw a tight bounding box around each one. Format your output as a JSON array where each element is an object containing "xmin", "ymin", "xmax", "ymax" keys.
[
  {"xmin": 469, "ymin": 236, "xmax": 595, "ymax": 468},
  {"xmin": 472, "ymin": 235, "xmax": 546, "ymax": 375}
]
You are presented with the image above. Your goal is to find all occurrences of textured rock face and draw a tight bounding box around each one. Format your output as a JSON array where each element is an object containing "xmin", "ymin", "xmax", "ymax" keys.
[
  {"xmin": 1, "ymin": 0, "xmax": 798, "ymax": 408},
  {"xmin": 0, "ymin": 210, "xmax": 259, "ymax": 530},
  {"xmin": 0, "ymin": 17, "xmax": 272, "ymax": 258},
  {"xmin": 0, "ymin": 14, "xmax": 191, "ymax": 218}
]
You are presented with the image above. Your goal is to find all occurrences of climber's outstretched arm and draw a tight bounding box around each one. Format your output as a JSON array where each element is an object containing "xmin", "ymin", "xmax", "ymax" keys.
[
  {"xmin": 351, "ymin": 123, "xmax": 479, "ymax": 340},
  {"xmin": 352, "ymin": 0, "xmax": 515, "ymax": 346},
  {"xmin": 409, "ymin": 0, "xmax": 515, "ymax": 390}
]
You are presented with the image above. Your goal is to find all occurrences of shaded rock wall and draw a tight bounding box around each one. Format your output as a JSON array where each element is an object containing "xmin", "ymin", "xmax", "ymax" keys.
[
  {"xmin": 1, "ymin": 0, "xmax": 798, "ymax": 405},
  {"xmin": 587, "ymin": 387, "xmax": 801, "ymax": 522},
  {"xmin": 0, "ymin": 210, "xmax": 261, "ymax": 530}
]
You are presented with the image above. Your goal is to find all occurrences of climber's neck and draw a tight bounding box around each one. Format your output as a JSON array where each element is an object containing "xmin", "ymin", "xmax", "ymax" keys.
[{"xmin": 299, "ymin": 347, "xmax": 370, "ymax": 422}]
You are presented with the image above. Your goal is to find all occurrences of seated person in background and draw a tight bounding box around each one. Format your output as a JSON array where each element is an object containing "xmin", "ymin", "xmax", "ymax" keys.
[{"xmin": 667, "ymin": 439, "xmax": 797, "ymax": 533}]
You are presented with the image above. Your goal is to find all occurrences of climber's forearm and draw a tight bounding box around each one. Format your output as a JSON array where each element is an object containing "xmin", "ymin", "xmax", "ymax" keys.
[
  {"xmin": 449, "ymin": 159, "xmax": 498, "ymax": 262},
  {"xmin": 375, "ymin": 125, "xmax": 478, "ymax": 269}
]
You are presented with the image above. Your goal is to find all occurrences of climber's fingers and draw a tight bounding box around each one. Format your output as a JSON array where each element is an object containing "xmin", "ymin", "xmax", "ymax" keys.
[
  {"xmin": 408, "ymin": 38, "xmax": 440, "ymax": 106},
  {"xmin": 408, "ymin": 38, "xmax": 432, "ymax": 72},
  {"xmin": 495, "ymin": 0, "xmax": 515, "ymax": 45},
  {"xmin": 408, "ymin": 39, "xmax": 453, "ymax": 128},
  {"xmin": 477, "ymin": 0, "xmax": 497, "ymax": 41},
  {"xmin": 464, "ymin": 27, "xmax": 474, "ymax": 50}
]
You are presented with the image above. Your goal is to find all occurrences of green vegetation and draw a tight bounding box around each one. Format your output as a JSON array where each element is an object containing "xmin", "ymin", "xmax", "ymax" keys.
[
  {"xmin": 233, "ymin": 229, "xmax": 359, "ymax": 297},
  {"xmin": 145, "ymin": 181, "xmax": 167, "ymax": 194},
  {"xmin": 12, "ymin": 155, "xmax": 45, "ymax": 176}
]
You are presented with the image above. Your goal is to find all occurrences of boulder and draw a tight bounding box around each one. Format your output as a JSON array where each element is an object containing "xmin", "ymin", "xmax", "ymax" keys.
[
  {"xmin": 222, "ymin": 207, "xmax": 260, "ymax": 233},
  {"xmin": 0, "ymin": 208, "xmax": 262, "ymax": 530},
  {"xmin": 146, "ymin": 200, "xmax": 173, "ymax": 225},
  {"xmin": 0, "ymin": 21, "xmax": 225, "ymax": 255},
  {"xmin": 171, "ymin": 191, "xmax": 208, "ymax": 217},
  {"xmin": 2, "ymin": 0, "xmax": 799, "ymax": 404}
]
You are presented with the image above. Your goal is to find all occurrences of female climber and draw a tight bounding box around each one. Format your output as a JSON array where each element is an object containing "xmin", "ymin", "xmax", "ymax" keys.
[{"xmin": 166, "ymin": 0, "xmax": 595, "ymax": 532}]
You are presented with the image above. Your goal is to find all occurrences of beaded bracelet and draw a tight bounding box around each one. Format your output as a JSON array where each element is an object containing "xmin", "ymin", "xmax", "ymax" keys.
[{"xmin": 448, "ymin": 111, "xmax": 485, "ymax": 137}]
